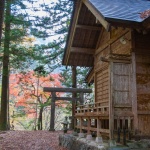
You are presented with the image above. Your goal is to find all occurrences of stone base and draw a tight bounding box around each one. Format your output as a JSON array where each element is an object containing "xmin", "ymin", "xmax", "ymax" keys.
[
  {"xmin": 59, "ymin": 134, "xmax": 150, "ymax": 150},
  {"xmin": 127, "ymin": 139, "xmax": 150, "ymax": 149},
  {"xmin": 59, "ymin": 134, "xmax": 106, "ymax": 150}
]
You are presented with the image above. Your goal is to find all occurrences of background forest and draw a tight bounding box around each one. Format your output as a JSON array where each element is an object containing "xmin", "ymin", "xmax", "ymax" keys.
[{"xmin": 0, "ymin": 0, "xmax": 93, "ymax": 131}]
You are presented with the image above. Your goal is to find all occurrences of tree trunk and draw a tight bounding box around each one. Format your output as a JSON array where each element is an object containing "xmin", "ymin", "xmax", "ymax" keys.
[
  {"xmin": 38, "ymin": 106, "xmax": 43, "ymax": 130},
  {"xmin": 0, "ymin": 1, "xmax": 11, "ymax": 130},
  {"xmin": 7, "ymin": 73, "xmax": 10, "ymax": 130},
  {"xmin": 0, "ymin": 0, "xmax": 5, "ymax": 44},
  {"xmin": 34, "ymin": 77, "xmax": 40, "ymax": 130}
]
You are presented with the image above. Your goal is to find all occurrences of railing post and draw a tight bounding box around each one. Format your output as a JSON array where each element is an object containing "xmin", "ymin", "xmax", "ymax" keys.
[
  {"xmin": 128, "ymin": 117, "xmax": 131, "ymax": 140},
  {"xmin": 123, "ymin": 127, "xmax": 126, "ymax": 145},
  {"xmin": 87, "ymin": 117, "xmax": 91, "ymax": 134},
  {"xmin": 49, "ymin": 92, "xmax": 56, "ymax": 131},
  {"xmin": 117, "ymin": 127, "xmax": 121, "ymax": 143},
  {"xmin": 97, "ymin": 117, "xmax": 101, "ymax": 137},
  {"xmin": 80, "ymin": 118, "xmax": 82, "ymax": 133},
  {"xmin": 80, "ymin": 92, "xmax": 84, "ymax": 105}
]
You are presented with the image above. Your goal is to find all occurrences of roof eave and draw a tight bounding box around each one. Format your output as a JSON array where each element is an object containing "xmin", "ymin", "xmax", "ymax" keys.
[
  {"xmin": 82, "ymin": 0, "xmax": 111, "ymax": 31},
  {"xmin": 105, "ymin": 17, "xmax": 144, "ymax": 29},
  {"xmin": 62, "ymin": 0, "xmax": 82, "ymax": 66}
]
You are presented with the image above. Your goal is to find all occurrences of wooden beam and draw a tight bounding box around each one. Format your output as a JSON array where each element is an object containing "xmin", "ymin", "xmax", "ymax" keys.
[
  {"xmin": 76, "ymin": 24, "xmax": 101, "ymax": 30},
  {"xmin": 114, "ymin": 111, "xmax": 133, "ymax": 117},
  {"xmin": 96, "ymin": 30, "xmax": 129, "ymax": 55},
  {"xmin": 43, "ymin": 87, "xmax": 92, "ymax": 93},
  {"xmin": 138, "ymin": 111, "xmax": 150, "ymax": 115},
  {"xmin": 54, "ymin": 97, "xmax": 81, "ymax": 101},
  {"xmin": 109, "ymin": 62, "xmax": 114, "ymax": 139},
  {"xmin": 70, "ymin": 47, "xmax": 95, "ymax": 55},
  {"xmin": 100, "ymin": 56, "xmax": 131, "ymax": 63},
  {"xmin": 131, "ymin": 48, "xmax": 150, "ymax": 55},
  {"xmin": 96, "ymin": 28, "xmax": 104, "ymax": 49},
  {"xmin": 82, "ymin": 0, "xmax": 110, "ymax": 31},
  {"xmin": 131, "ymin": 52, "xmax": 138, "ymax": 131},
  {"xmin": 85, "ymin": 68, "xmax": 94, "ymax": 84},
  {"xmin": 108, "ymin": 19, "xmax": 142, "ymax": 30},
  {"xmin": 65, "ymin": 0, "xmax": 82, "ymax": 65},
  {"xmin": 114, "ymin": 104, "xmax": 132, "ymax": 108}
]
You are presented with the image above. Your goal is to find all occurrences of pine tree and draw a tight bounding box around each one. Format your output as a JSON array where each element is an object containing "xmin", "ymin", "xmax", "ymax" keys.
[
  {"xmin": 0, "ymin": 0, "xmax": 11, "ymax": 130},
  {"xmin": 0, "ymin": 0, "xmax": 5, "ymax": 44},
  {"xmin": 0, "ymin": 0, "xmax": 91, "ymax": 131}
]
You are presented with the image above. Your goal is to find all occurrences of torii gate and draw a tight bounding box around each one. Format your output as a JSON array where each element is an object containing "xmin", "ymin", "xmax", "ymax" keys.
[{"xmin": 43, "ymin": 87, "xmax": 92, "ymax": 131}]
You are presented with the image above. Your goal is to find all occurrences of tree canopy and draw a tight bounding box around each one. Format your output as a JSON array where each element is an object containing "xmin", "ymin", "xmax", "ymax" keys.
[{"xmin": 0, "ymin": 0, "xmax": 92, "ymax": 131}]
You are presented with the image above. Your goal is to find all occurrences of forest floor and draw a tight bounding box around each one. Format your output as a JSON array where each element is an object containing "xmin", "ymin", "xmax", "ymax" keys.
[{"xmin": 0, "ymin": 130, "xmax": 68, "ymax": 150}]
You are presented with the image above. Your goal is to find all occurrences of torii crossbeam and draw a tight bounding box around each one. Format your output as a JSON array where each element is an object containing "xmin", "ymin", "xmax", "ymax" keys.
[{"xmin": 43, "ymin": 87, "xmax": 92, "ymax": 131}]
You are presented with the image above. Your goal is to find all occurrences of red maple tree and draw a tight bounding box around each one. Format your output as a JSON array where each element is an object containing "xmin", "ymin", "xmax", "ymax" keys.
[
  {"xmin": 140, "ymin": 9, "xmax": 150, "ymax": 19},
  {"xmin": 9, "ymin": 71, "xmax": 66, "ymax": 130}
]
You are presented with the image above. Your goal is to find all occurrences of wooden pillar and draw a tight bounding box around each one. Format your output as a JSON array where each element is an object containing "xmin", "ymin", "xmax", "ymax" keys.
[
  {"xmin": 131, "ymin": 52, "xmax": 138, "ymax": 131},
  {"xmin": 109, "ymin": 62, "xmax": 114, "ymax": 139},
  {"xmin": 97, "ymin": 117, "xmax": 101, "ymax": 137},
  {"xmin": 117, "ymin": 117, "xmax": 120, "ymax": 129},
  {"xmin": 72, "ymin": 66, "xmax": 77, "ymax": 129},
  {"xmin": 128, "ymin": 117, "xmax": 131, "ymax": 130},
  {"xmin": 49, "ymin": 92, "xmax": 56, "ymax": 131},
  {"xmin": 80, "ymin": 117, "xmax": 82, "ymax": 133},
  {"xmin": 87, "ymin": 117, "xmax": 91, "ymax": 134}
]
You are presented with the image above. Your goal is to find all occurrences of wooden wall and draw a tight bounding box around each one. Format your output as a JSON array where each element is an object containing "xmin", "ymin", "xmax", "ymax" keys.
[
  {"xmin": 113, "ymin": 63, "xmax": 131, "ymax": 106},
  {"xmin": 110, "ymin": 28, "xmax": 131, "ymax": 55},
  {"xmin": 101, "ymin": 29, "xmax": 150, "ymax": 136},
  {"xmin": 94, "ymin": 27, "xmax": 133, "ymax": 138},
  {"xmin": 94, "ymin": 27, "xmax": 132, "ymax": 106},
  {"xmin": 134, "ymin": 31, "xmax": 150, "ymax": 135},
  {"xmin": 95, "ymin": 67, "xmax": 109, "ymax": 104},
  {"xmin": 94, "ymin": 29, "xmax": 110, "ymax": 104}
]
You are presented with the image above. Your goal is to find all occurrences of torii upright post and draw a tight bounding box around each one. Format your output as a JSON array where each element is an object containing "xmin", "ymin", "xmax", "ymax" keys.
[{"xmin": 49, "ymin": 92, "xmax": 56, "ymax": 131}]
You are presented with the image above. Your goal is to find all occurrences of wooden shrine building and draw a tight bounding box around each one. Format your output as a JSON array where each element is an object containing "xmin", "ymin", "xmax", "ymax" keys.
[{"xmin": 62, "ymin": 0, "xmax": 150, "ymax": 140}]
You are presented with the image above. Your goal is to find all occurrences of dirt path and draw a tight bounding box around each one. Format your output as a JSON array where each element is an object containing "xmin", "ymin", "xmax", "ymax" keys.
[{"xmin": 0, "ymin": 130, "xmax": 67, "ymax": 150}]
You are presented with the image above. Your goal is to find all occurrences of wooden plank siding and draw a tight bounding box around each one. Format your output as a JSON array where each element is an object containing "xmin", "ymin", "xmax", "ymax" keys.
[
  {"xmin": 134, "ymin": 31, "xmax": 150, "ymax": 136},
  {"xmin": 113, "ymin": 63, "xmax": 131, "ymax": 105},
  {"xmin": 94, "ymin": 27, "xmax": 133, "ymax": 139},
  {"xmin": 95, "ymin": 68, "xmax": 109, "ymax": 104},
  {"xmin": 110, "ymin": 28, "xmax": 131, "ymax": 55},
  {"xmin": 94, "ymin": 27, "xmax": 132, "ymax": 106},
  {"xmin": 74, "ymin": 27, "xmax": 150, "ymax": 139}
]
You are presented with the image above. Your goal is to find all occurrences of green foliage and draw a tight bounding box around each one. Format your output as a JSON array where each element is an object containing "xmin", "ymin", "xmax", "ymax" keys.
[
  {"xmin": 38, "ymin": 98, "xmax": 51, "ymax": 109},
  {"xmin": 0, "ymin": 0, "xmax": 73, "ymax": 72},
  {"xmin": 0, "ymin": 0, "xmax": 94, "ymax": 130},
  {"xmin": 61, "ymin": 103, "xmax": 72, "ymax": 115},
  {"xmin": 34, "ymin": 65, "xmax": 47, "ymax": 77},
  {"xmin": 61, "ymin": 66, "xmax": 90, "ymax": 88}
]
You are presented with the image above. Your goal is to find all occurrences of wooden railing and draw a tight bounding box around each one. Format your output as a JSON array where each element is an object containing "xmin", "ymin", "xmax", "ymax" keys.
[
  {"xmin": 75, "ymin": 101, "xmax": 109, "ymax": 117},
  {"xmin": 74, "ymin": 101, "xmax": 134, "ymax": 138}
]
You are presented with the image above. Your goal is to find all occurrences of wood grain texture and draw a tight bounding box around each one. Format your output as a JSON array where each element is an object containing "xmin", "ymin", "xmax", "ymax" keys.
[{"xmin": 113, "ymin": 63, "xmax": 131, "ymax": 105}]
